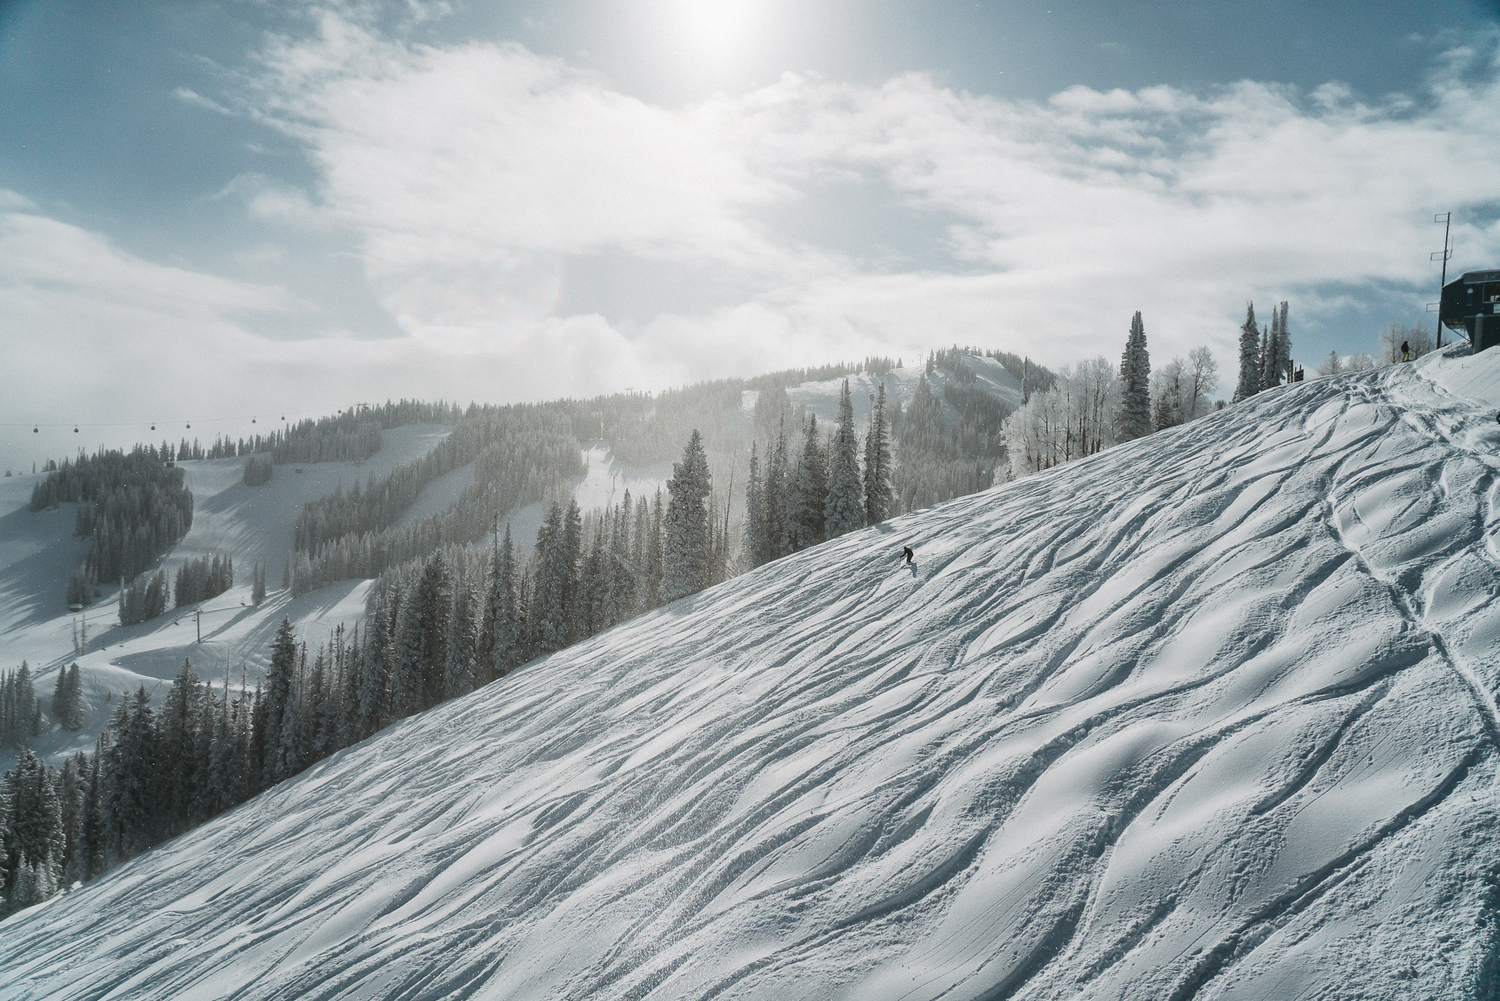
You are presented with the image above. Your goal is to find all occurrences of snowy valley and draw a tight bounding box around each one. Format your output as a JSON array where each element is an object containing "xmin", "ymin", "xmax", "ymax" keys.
[{"xmin": 2, "ymin": 347, "xmax": 1500, "ymax": 998}]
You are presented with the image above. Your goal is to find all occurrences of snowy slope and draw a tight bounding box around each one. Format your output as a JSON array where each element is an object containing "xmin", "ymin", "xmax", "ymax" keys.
[
  {"xmin": 0, "ymin": 424, "xmax": 451, "ymax": 772},
  {"xmin": 789, "ymin": 356, "xmax": 1024, "ymax": 428},
  {"xmin": 7, "ymin": 351, "xmax": 1500, "ymax": 999}
]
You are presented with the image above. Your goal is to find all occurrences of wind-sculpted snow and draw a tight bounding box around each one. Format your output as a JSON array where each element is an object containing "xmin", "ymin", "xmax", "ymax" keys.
[{"xmin": 6, "ymin": 355, "xmax": 1500, "ymax": 1000}]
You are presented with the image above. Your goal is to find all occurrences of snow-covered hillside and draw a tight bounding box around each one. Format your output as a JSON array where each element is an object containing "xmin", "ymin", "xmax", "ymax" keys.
[
  {"xmin": 6, "ymin": 350, "xmax": 1500, "ymax": 999},
  {"xmin": 788, "ymin": 355, "xmax": 1024, "ymax": 427},
  {"xmin": 0, "ymin": 424, "xmax": 451, "ymax": 773}
]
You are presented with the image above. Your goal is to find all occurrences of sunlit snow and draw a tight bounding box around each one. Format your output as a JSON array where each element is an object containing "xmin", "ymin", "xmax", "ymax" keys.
[{"xmin": 4, "ymin": 350, "xmax": 1500, "ymax": 999}]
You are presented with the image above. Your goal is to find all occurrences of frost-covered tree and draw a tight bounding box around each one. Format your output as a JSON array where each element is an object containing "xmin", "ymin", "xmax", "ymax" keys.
[
  {"xmin": 1003, "ymin": 358, "xmax": 1118, "ymax": 477},
  {"xmin": 663, "ymin": 430, "xmax": 712, "ymax": 601},
  {"xmin": 485, "ymin": 524, "xmax": 523, "ymax": 679},
  {"xmin": 864, "ymin": 383, "xmax": 893, "ymax": 525},
  {"xmin": 825, "ymin": 381, "xmax": 865, "ymax": 538},
  {"xmin": 1151, "ymin": 358, "xmax": 1186, "ymax": 431},
  {"xmin": 790, "ymin": 415, "xmax": 827, "ymax": 550},
  {"xmin": 1186, "ymin": 346, "xmax": 1218, "ymax": 419},
  {"xmin": 743, "ymin": 443, "xmax": 764, "ymax": 568},
  {"xmin": 52, "ymin": 663, "xmax": 85, "ymax": 730},
  {"xmin": 1115, "ymin": 311, "xmax": 1152, "ymax": 442},
  {"xmin": 1233, "ymin": 303, "xmax": 1261, "ymax": 403},
  {"xmin": 261, "ymin": 619, "xmax": 297, "ymax": 782},
  {"xmin": 1261, "ymin": 301, "xmax": 1292, "ymax": 388},
  {"xmin": 444, "ymin": 579, "xmax": 478, "ymax": 700}
]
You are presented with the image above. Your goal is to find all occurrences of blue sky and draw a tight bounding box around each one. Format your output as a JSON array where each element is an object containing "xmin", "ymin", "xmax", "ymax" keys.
[{"xmin": 1, "ymin": 0, "xmax": 1498, "ymax": 470}]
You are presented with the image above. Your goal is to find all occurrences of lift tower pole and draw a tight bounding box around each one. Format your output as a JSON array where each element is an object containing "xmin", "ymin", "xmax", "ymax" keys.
[{"xmin": 1433, "ymin": 212, "xmax": 1452, "ymax": 347}]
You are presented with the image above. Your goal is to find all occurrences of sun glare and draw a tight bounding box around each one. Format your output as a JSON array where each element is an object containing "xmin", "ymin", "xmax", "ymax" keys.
[{"xmin": 674, "ymin": 0, "xmax": 760, "ymax": 66}]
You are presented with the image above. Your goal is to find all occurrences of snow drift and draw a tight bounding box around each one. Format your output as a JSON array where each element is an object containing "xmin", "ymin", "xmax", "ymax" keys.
[{"xmin": 5, "ymin": 352, "xmax": 1500, "ymax": 1000}]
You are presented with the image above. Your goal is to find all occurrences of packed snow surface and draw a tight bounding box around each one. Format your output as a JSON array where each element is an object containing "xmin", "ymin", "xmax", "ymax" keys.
[
  {"xmin": 7, "ymin": 352, "xmax": 1500, "ymax": 999},
  {"xmin": 0, "ymin": 424, "xmax": 451, "ymax": 772}
]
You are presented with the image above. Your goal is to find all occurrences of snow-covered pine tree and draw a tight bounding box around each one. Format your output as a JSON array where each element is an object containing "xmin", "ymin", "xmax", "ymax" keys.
[
  {"xmin": 743, "ymin": 443, "xmax": 764, "ymax": 568},
  {"xmin": 158, "ymin": 659, "xmax": 203, "ymax": 836},
  {"xmin": 1275, "ymin": 301, "xmax": 1292, "ymax": 384},
  {"xmin": 1233, "ymin": 302, "xmax": 1261, "ymax": 402},
  {"xmin": 1115, "ymin": 311, "xmax": 1153, "ymax": 442},
  {"xmin": 864, "ymin": 383, "xmax": 894, "ymax": 524},
  {"xmin": 791, "ymin": 415, "xmax": 827, "ymax": 550},
  {"xmin": 759, "ymin": 422, "xmax": 791, "ymax": 563},
  {"xmin": 357, "ymin": 596, "xmax": 394, "ymax": 737},
  {"xmin": 415, "ymin": 551, "xmax": 454, "ymax": 710},
  {"xmin": 610, "ymin": 493, "xmax": 636, "ymax": 624},
  {"xmin": 444, "ymin": 579, "xmax": 478, "ymax": 700},
  {"xmin": 1261, "ymin": 308, "xmax": 1284, "ymax": 389},
  {"xmin": 57, "ymin": 752, "xmax": 86, "ymax": 882},
  {"xmin": 825, "ymin": 380, "xmax": 865, "ymax": 539},
  {"xmin": 490, "ymin": 525, "xmax": 523, "ymax": 677},
  {"xmin": 663, "ymin": 429, "xmax": 713, "ymax": 602},
  {"xmin": 3, "ymin": 749, "xmax": 65, "ymax": 911},
  {"xmin": 560, "ymin": 501, "xmax": 583, "ymax": 646},
  {"xmin": 252, "ymin": 562, "xmax": 266, "ymax": 606},
  {"xmin": 262, "ymin": 619, "xmax": 297, "ymax": 781}
]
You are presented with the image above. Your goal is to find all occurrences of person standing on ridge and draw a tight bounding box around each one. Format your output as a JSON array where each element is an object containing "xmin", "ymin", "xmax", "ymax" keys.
[
  {"xmin": 1402, "ymin": 340, "xmax": 1411, "ymax": 362},
  {"xmin": 902, "ymin": 545, "xmax": 915, "ymax": 565}
]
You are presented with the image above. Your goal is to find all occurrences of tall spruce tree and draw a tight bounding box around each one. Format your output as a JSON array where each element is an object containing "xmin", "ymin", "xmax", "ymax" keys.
[
  {"xmin": 262, "ymin": 619, "xmax": 297, "ymax": 782},
  {"xmin": 491, "ymin": 525, "xmax": 523, "ymax": 677},
  {"xmin": 743, "ymin": 443, "xmax": 764, "ymax": 568},
  {"xmin": 1233, "ymin": 302, "xmax": 1261, "ymax": 402},
  {"xmin": 1115, "ymin": 311, "xmax": 1153, "ymax": 442},
  {"xmin": 863, "ymin": 383, "xmax": 893, "ymax": 524},
  {"xmin": 791, "ymin": 415, "xmax": 827, "ymax": 550},
  {"xmin": 825, "ymin": 380, "xmax": 865, "ymax": 538},
  {"xmin": 1275, "ymin": 301, "xmax": 1292, "ymax": 384},
  {"xmin": 444, "ymin": 580, "xmax": 478, "ymax": 700},
  {"xmin": 663, "ymin": 430, "xmax": 713, "ymax": 601}
]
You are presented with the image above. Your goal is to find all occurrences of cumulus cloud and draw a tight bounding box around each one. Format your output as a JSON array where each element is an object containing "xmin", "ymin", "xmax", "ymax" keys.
[
  {"xmin": 239, "ymin": 11, "xmax": 1500, "ymax": 389},
  {"xmin": 5, "ymin": 11, "xmax": 1499, "ymax": 475}
]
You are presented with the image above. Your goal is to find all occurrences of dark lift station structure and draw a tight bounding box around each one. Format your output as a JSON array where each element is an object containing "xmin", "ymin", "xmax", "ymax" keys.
[{"xmin": 1441, "ymin": 269, "xmax": 1500, "ymax": 351}]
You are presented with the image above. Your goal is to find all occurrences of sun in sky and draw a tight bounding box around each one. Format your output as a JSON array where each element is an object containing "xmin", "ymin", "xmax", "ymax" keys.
[{"xmin": 0, "ymin": 0, "xmax": 1497, "ymax": 471}]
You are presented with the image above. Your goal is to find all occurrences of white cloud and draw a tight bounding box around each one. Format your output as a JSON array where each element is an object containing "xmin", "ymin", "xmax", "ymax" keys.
[
  {"xmin": 237, "ymin": 12, "xmax": 1500, "ymax": 391},
  {"xmin": 6, "ymin": 12, "xmax": 1498, "ymax": 475}
]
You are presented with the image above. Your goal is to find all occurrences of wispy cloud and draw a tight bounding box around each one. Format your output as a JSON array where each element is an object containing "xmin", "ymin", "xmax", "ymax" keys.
[
  {"xmin": 5, "ymin": 11, "xmax": 1498, "ymax": 473},
  {"xmin": 239, "ymin": 12, "xmax": 1500, "ymax": 388}
]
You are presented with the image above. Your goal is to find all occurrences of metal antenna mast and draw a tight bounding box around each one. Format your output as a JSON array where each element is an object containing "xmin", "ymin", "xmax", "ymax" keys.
[{"xmin": 1432, "ymin": 212, "xmax": 1452, "ymax": 347}]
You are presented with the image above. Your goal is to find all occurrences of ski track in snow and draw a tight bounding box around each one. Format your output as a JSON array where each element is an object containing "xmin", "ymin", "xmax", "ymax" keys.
[{"xmin": 6, "ymin": 355, "xmax": 1500, "ymax": 999}]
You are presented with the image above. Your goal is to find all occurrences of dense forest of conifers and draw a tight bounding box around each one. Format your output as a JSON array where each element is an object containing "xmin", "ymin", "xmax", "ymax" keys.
[
  {"xmin": 287, "ymin": 404, "xmax": 585, "ymax": 595},
  {"xmin": 30, "ymin": 447, "xmax": 194, "ymax": 606}
]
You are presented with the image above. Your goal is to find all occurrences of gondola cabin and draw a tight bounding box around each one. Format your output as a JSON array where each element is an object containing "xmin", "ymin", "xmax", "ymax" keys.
[{"xmin": 1440, "ymin": 269, "xmax": 1500, "ymax": 351}]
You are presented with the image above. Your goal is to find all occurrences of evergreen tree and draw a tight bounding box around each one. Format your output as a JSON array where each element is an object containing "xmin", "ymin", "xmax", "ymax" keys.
[
  {"xmin": 1233, "ymin": 302, "xmax": 1261, "ymax": 402},
  {"xmin": 790, "ymin": 415, "xmax": 827, "ymax": 550},
  {"xmin": 52, "ymin": 663, "xmax": 85, "ymax": 730},
  {"xmin": 357, "ymin": 600, "xmax": 395, "ymax": 738},
  {"xmin": 863, "ymin": 383, "xmax": 893, "ymax": 525},
  {"xmin": 532, "ymin": 503, "xmax": 568, "ymax": 653},
  {"xmin": 1115, "ymin": 311, "xmax": 1152, "ymax": 442},
  {"xmin": 1274, "ymin": 301, "xmax": 1292, "ymax": 384},
  {"xmin": 158, "ymin": 660, "xmax": 204, "ymax": 836},
  {"xmin": 444, "ymin": 579, "xmax": 478, "ymax": 699},
  {"xmin": 560, "ymin": 501, "xmax": 583, "ymax": 645},
  {"xmin": 662, "ymin": 430, "xmax": 713, "ymax": 601},
  {"xmin": 252, "ymin": 562, "xmax": 267, "ymax": 606},
  {"xmin": 261, "ymin": 619, "xmax": 298, "ymax": 782},
  {"xmin": 3, "ymin": 750, "xmax": 65, "ymax": 909},
  {"xmin": 822, "ymin": 381, "xmax": 870, "ymax": 540},
  {"xmin": 743, "ymin": 443, "xmax": 764, "ymax": 568},
  {"xmin": 491, "ymin": 525, "xmax": 523, "ymax": 678}
]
